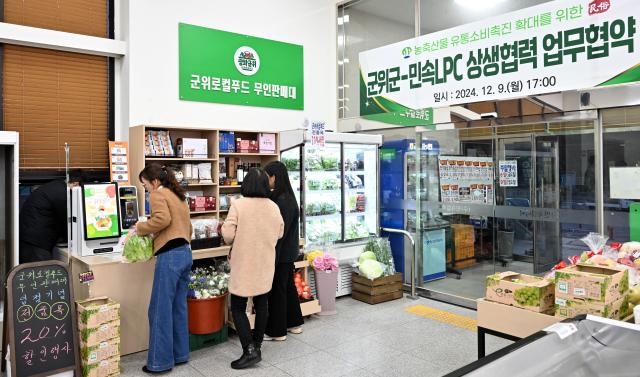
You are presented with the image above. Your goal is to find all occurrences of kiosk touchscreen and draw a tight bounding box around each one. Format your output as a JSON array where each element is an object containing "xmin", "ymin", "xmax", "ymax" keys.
[
  {"xmin": 118, "ymin": 185, "xmax": 139, "ymax": 233},
  {"xmin": 71, "ymin": 182, "xmax": 122, "ymax": 256}
]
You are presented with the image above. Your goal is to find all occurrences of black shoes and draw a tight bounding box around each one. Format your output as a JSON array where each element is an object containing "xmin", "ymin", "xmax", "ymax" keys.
[
  {"xmin": 142, "ymin": 366, "xmax": 172, "ymax": 374},
  {"xmin": 230, "ymin": 343, "xmax": 261, "ymax": 370}
]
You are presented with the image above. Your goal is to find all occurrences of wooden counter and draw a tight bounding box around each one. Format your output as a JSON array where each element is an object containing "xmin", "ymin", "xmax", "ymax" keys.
[{"xmin": 57, "ymin": 246, "xmax": 230, "ymax": 355}]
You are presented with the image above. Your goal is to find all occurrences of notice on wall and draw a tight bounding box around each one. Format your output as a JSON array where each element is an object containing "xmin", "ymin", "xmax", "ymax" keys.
[
  {"xmin": 610, "ymin": 167, "xmax": 640, "ymax": 199},
  {"xmin": 109, "ymin": 141, "xmax": 130, "ymax": 184},
  {"xmin": 499, "ymin": 160, "xmax": 518, "ymax": 187},
  {"xmin": 438, "ymin": 156, "xmax": 494, "ymax": 204},
  {"xmin": 311, "ymin": 121, "xmax": 326, "ymax": 147}
]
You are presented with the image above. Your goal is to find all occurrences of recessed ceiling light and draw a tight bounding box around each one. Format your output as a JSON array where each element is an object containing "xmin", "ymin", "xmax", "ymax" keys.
[{"xmin": 455, "ymin": 0, "xmax": 508, "ymax": 10}]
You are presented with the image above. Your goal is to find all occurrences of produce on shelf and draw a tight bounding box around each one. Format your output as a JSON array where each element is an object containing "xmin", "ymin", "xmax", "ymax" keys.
[
  {"xmin": 306, "ymin": 153, "xmax": 323, "ymax": 171},
  {"xmin": 345, "ymin": 174, "xmax": 363, "ymax": 189},
  {"xmin": 282, "ymin": 157, "xmax": 300, "ymax": 171},
  {"xmin": 305, "ymin": 201, "xmax": 338, "ymax": 216},
  {"xmin": 322, "ymin": 177, "xmax": 340, "ymax": 190},
  {"xmin": 321, "ymin": 155, "xmax": 340, "ymax": 171},
  {"xmin": 294, "ymin": 271, "xmax": 313, "ymax": 301},
  {"xmin": 307, "ymin": 179, "xmax": 322, "ymax": 191},
  {"xmin": 346, "ymin": 219, "xmax": 370, "ymax": 239},
  {"xmin": 306, "ymin": 219, "xmax": 341, "ymax": 242},
  {"xmin": 353, "ymin": 237, "xmax": 396, "ymax": 279}
]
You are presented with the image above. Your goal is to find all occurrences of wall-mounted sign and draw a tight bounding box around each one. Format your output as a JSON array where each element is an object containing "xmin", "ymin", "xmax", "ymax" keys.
[
  {"xmin": 179, "ymin": 23, "xmax": 304, "ymax": 110},
  {"xmin": 311, "ymin": 121, "xmax": 326, "ymax": 147},
  {"xmin": 499, "ymin": 160, "xmax": 519, "ymax": 187},
  {"xmin": 109, "ymin": 141, "xmax": 130, "ymax": 184},
  {"xmin": 360, "ymin": 0, "xmax": 639, "ymax": 115}
]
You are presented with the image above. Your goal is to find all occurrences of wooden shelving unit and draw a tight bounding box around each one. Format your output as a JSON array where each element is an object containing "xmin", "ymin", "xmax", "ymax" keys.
[{"xmin": 130, "ymin": 125, "xmax": 281, "ymax": 223}]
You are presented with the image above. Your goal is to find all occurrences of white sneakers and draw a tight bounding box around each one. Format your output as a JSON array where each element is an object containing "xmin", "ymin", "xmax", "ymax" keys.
[
  {"xmin": 263, "ymin": 327, "xmax": 303, "ymax": 341},
  {"xmin": 288, "ymin": 326, "xmax": 303, "ymax": 334}
]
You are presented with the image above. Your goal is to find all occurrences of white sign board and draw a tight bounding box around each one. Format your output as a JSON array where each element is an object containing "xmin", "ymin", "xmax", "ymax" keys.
[
  {"xmin": 311, "ymin": 121, "xmax": 326, "ymax": 147},
  {"xmin": 359, "ymin": 0, "xmax": 639, "ymax": 116},
  {"xmin": 610, "ymin": 167, "xmax": 640, "ymax": 199},
  {"xmin": 499, "ymin": 160, "xmax": 519, "ymax": 187}
]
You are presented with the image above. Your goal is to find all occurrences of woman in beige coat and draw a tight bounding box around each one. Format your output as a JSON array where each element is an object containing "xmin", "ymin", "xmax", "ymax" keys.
[{"xmin": 222, "ymin": 168, "xmax": 283, "ymax": 370}]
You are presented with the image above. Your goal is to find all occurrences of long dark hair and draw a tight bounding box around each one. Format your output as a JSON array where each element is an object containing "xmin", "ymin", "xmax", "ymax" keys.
[
  {"xmin": 264, "ymin": 161, "xmax": 295, "ymax": 199},
  {"xmin": 139, "ymin": 163, "xmax": 186, "ymax": 201},
  {"xmin": 241, "ymin": 168, "xmax": 271, "ymax": 198}
]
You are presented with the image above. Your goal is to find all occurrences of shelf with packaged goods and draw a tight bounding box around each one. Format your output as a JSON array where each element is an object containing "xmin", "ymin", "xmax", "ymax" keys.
[
  {"xmin": 305, "ymin": 213, "xmax": 342, "ymax": 221},
  {"xmin": 220, "ymin": 152, "xmax": 279, "ymax": 157},
  {"xmin": 219, "ymin": 185, "xmax": 242, "ymax": 189},
  {"xmin": 145, "ymin": 157, "xmax": 217, "ymax": 162},
  {"xmin": 192, "ymin": 246, "xmax": 231, "ymax": 259},
  {"xmin": 190, "ymin": 210, "xmax": 217, "ymax": 215},
  {"xmin": 182, "ymin": 183, "xmax": 217, "ymax": 187}
]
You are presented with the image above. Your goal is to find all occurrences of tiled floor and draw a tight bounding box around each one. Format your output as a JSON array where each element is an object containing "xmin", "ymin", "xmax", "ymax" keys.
[{"xmin": 120, "ymin": 296, "xmax": 512, "ymax": 377}]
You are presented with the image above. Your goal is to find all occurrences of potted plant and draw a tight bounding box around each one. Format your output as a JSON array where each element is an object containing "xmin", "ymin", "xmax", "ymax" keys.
[
  {"xmin": 311, "ymin": 252, "xmax": 339, "ymax": 315},
  {"xmin": 187, "ymin": 267, "xmax": 229, "ymax": 334}
]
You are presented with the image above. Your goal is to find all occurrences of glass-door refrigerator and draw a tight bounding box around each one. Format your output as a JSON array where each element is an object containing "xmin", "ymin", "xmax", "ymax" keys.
[{"xmin": 280, "ymin": 129, "xmax": 382, "ymax": 245}]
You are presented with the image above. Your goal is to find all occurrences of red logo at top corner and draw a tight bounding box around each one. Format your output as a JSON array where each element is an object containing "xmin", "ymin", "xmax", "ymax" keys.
[{"xmin": 588, "ymin": 0, "xmax": 611, "ymax": 15}]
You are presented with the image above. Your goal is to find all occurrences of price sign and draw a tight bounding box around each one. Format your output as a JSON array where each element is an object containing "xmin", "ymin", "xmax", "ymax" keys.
[{"xmin": 6, "ymin": 261, "xmax": 80, "ymax": 377}]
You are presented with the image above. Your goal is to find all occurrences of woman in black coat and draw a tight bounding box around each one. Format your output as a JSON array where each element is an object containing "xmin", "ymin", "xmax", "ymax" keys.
[{"xmin": 263, "ymin": 161, "xmax": 304, "ymax": 340}]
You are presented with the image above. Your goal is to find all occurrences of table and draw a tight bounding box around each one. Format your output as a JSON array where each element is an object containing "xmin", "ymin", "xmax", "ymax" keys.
[
  {"xmin": 55, "ymin": 246, "xmax": 230, "ymax": 355},
  {"xmin": 476, "ymin": 299, "xmax": 560, "ymax": 359}
]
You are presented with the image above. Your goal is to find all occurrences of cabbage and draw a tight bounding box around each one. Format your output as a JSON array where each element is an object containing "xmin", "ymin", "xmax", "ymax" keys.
[
  {"xmin": 123, "ymin": 234, "xmax": 154, "ymax": 262},
  {"xmin": 358, "ymin": 251, "xmax": 377, "ymax": 265},
  {"xmin": 359, "ymin": 259, "xmax": 383, "ymax": 280}
]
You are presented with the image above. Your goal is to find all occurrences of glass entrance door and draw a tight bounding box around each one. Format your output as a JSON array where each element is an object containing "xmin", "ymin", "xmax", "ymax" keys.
[{"xmin": 496, "ymin": 136, "xmax": 561, "ymax": 274}]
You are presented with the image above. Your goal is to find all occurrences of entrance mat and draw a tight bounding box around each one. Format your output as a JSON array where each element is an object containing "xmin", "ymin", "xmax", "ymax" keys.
[{"xmin": 405, "ymin": 304, "xmax": 477, "ymax": 331}]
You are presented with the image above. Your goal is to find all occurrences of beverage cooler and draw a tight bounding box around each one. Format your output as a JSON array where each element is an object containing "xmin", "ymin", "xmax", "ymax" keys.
[
  {"xmin": 380, "ymin": 139, "xmax": 449, "ymax": 285},
  {"xmin": 280, "ymin": 129, "xmax": 382, "ymax": 296}
]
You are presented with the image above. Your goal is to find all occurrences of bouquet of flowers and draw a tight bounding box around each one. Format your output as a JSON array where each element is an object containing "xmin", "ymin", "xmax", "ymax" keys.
[
  {"xmin": 188, "ymin": 267, "xmax": 229, "ymax": 299},
  {"xmin": 312, "ymin": 253, "xmax": 339, "ymax": 272}
]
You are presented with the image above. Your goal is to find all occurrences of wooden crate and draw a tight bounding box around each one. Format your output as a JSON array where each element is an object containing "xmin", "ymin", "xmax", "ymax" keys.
[{"xmin": 351, "ymin": 273, "xmax": 404, "ymax": 305}]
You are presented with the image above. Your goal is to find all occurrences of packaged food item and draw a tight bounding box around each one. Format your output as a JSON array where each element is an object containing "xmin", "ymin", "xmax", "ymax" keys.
[
  {"xmin": 555, "ymin": 264, "xmax": 629, "ymax": 304},
  {"xmin": 197, "ymin": 163, "xmax": 213, "ymax": 183},
  {"xmin": 176, "ymin": 138, "xmax": 208, "ymax": 158},
  {"xmin": 485, "ymin": 272, "xmax": 555, "ymax": 313},
  {"xmin": 77, "ymin": 297, "xmax": 120, "ymax": 328}
]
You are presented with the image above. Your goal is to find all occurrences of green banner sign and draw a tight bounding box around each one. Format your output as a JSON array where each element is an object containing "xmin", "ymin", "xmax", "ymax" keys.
[{"xmin": 179, "ymin": 23, "xmax": 304, "ymax": 110}]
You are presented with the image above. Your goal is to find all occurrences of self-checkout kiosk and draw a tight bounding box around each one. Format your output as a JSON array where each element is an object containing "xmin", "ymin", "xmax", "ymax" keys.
[{"xmin": 70, "ymin": 183, "xmax": 139, "ymax": 256}]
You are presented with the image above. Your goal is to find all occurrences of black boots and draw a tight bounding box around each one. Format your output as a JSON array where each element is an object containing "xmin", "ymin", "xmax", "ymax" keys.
[{"xmin": 230, "ymin": 343, "xmax": 261, "ymax": 370}]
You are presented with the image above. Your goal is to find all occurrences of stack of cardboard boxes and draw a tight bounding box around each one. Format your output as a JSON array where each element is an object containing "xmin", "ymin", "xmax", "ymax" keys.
[
  {"xmin": 554, "ymin": 264, "xmax": 631, "ymax": 320},
  {"xmin": 77, "ymin": 297, "xmax": 121, "ymax": 377},
  {"xmin": 485, "ymin": 271, "xmax": 555, "ymax": 314},
  {"xmin": 449, "ymin": 224, "xmax": 475, "ymax": 268}
]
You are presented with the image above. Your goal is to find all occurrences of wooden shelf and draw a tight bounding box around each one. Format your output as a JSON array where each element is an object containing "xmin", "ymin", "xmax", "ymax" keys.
[
  {"xmin": 192, "ymin": 246, "xmax": 231, "ymax": 260},
  {"xmin": 219, "ymin": 185, "xmax": 242, "ymax": 189},
  {"xmin": 219, "ymin": 209, "xmax": 229, "ymax": 212},
  {"xmin": 190, "ymin": 210, "xmax": 217, "ymax": 215},
  {"xmin": 145, "ymin": 157, "xmax": 217, "ymax": 161},
  {"xmin": 219, "ymin": 152, "xmax": 279, "ymax": 157},
  {"xmin": 183, "ymin": 183, "xmax": 217, "ymax": 187}
]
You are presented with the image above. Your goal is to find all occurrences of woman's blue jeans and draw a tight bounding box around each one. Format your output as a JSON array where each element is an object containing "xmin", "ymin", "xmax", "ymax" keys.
[{"xmin": 146, "ymin": 244, "xmax": 193, "ymax": 371}]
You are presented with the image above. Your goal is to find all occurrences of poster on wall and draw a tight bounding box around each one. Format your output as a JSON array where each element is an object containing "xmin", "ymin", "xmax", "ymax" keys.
[
  {"xmin": 438, "ymin": 156, "xmax": 494, "ymax": 204},
  {"xmin": 82, "ymin": 183, "xmax": 121, "ymax": 240},
  {"xmin": 311, "ymin": 121, "xmax": 326, "ymax": 147},
  {"xmin": 109, "ymin": 141, "xmax": 130, "ymax": 184},
  {"xmin": 179, "ymin": 23, "xmax": 304, "ymax": 110},
  {"xmin": 499, "ymin": 160, "xmax": 519, "ymax": 187},
  {"xmin": 359, "ymin": 0, "xmax": 640, "ymax": 116}
]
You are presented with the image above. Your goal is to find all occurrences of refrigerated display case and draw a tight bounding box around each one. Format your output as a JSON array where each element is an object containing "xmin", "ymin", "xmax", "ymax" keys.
[{"xmin": 280, "ymin": 130, "xmax": 382, "ymax": 245}]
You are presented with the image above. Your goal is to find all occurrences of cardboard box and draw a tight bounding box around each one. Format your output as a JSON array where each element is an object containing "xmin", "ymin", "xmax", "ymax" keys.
[
  {"xmin": 555, "ymin": 264, "xmax": 629, "ymax": 304},
  {"xmin": 227, "ymin": 157, "xmax": 238, "ymax": 178},
  {"xmin": 77, "ymin": 297, "xmax": 120, "ymax": 328},
  {"xmin": 79, "ymin": 319, "xmax": 121, "ymax": 347},
  {"xmin": 176, "ymin": 138, "xmax": 208, "ymax": 158},
  {"xmin": 82, "ymin": 356, "xmax": 120, "ymax": 377},
  {"xmin": 81, "ymin": 338, "xmax": 120, "ymax": 366},
  {"xmin": 236, "ymin": 138, "xmax": 252, "ymax": 153},
  {"xmin": 477, "ymin": 299, "xmax": 559, "ymax": 339},
  {"xmin": 485, "ymin": 272, "xmax": 555, "ymax": 313},
  {"xmin": 258, "ymin": 133, "xmax": 276, "ymax": 153},
  {"xmin": 555, "ymin": 295, "xmax": 631, "ymax": 320},
  {"xmin": 219, "ymin": 131, "xmax": 235, "ymax": 153}
]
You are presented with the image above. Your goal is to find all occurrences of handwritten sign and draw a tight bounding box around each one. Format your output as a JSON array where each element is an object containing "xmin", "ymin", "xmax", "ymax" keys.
[
  {"xmin": 6, "ymin": 261, "xmax": 79, "ymax": 377},
  {"xmin": 311, "ymin": 121, "xmax": 326, "ymax": 147},
  {"xmin": 499, "ymin": 160, "xmax": 518, "ymax": 187}
]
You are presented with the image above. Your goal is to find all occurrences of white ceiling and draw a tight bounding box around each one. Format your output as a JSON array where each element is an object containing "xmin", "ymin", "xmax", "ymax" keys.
[{"xmin": 345, "ymin": 0, "xmax": 553, "ymax": 34}]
